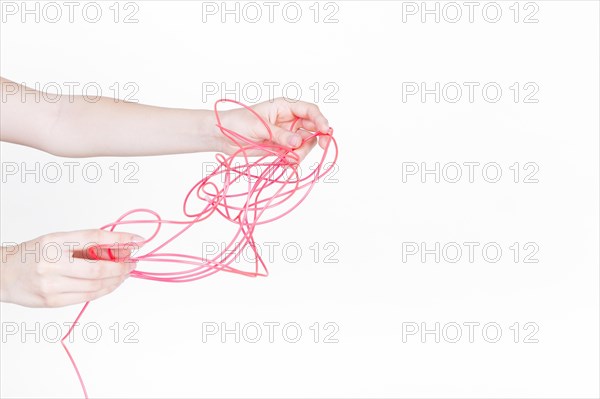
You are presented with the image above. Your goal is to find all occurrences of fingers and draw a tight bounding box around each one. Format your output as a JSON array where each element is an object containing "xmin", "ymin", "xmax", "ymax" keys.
[
  {"xmin": 286, "ymin": 129, "xmax": 317, "ymax": 162},
  {"xmin": 292, "ymin": 136, "xmax": 318, "ymax": 163},
  {"xmin": 51, "ymin": 229, "xmax": 145, "ymax": 252},
  {"xmin": 293, "ymin": 118, "xmax": 318, "ymax": 132},
  {"xmin": 293, "ymin": 119, "xmax": 332, "ymax": 150},
  {"xmin": 59, "ymin": 258, "xmax": 136, "ymax": 280},
  {"xmin": 285, "ymin": 100, "xmax": 330, "ymax": 133},
  {"xmin": 265, "ymin": 127, "xmax": 319, "ymax": 164},
  {"xmin": 44, "ymin": 283, "xmax": 125, "ymax": 307},
  {"xmin": 46, "ymin": 275, "xmax": 128, "ymax": 295},
  {"xmin": 268, "ymin": 121, "xmax": 327, "ymax": 153},
  {"xmin": 269, "ymin": 123, "xmax": 304, "ymax": 149},
  {"xmin": 83, "ymin": 244, "xmax": 137, "ymax": 261},
  {"xmin": 280, "ymin": 102, "xmax": 332, "ymax": 151},
  {"xmin": 318, "ymin": 134, "xmax": 332, "ymax": 150},
  {"xmin": 37, "ymin": 272, "xmax": 128, "ymax": 307}
]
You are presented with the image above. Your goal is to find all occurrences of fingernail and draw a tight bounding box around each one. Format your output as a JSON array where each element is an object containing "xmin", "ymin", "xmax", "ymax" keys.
[
  {"xmin": 288, "ymin": 134, "xmax": 301, "ymax": 148},
  {"xmin": 130, "ymin": 234, "xmax": 145, "ymax": 243},
  {"xmin": 128, "ymin": 261, "xmax": 138, "ymax": 271}
]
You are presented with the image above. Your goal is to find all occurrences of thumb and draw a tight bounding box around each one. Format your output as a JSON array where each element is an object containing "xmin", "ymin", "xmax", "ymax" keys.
[
  {"xmin": 56, "ymin": 229, "xmax": 145, "ymax": 248},
  {"xmin": 268, "ymin": 123, "xmax": 303, "ymax": 149},
  {"xmin": 59, "ymin": 229, "xmax": 145, "ymax": 261}
]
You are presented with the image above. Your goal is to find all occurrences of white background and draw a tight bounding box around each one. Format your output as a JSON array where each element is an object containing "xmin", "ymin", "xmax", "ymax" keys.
[{"xmin": 1, "ymin": 1, "xmax": 599, "ymax": 398}]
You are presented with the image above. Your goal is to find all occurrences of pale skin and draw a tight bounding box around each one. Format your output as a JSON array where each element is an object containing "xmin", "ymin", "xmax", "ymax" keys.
[{"xmin": 0, "ymin": 77, "xmax": 331, "ymax": 308}]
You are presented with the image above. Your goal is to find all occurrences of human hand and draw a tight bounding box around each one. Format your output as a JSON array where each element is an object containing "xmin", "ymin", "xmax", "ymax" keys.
[
  {"xmin": 214, "ymin": 98, "xmax": 331, "ymax": 162},
  {"xmin": 0, "ymin": 229, "xmax": 143, "ymax": 308}
]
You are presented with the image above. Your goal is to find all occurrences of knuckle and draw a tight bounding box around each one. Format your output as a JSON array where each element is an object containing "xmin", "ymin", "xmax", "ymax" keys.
[
  {"xmin": 80, "ymin": 229, "xmax": 100, "ymax": 249},
  {"xmin": 38, "ymin": 279, "xmax": 52, "ymax": 296},
  {"xmin": 42, "ymin": 296, "xmax": 57, "ymax": 307},
  {"xmin": 39, "ymin": 232, "xmax": 57, "ymax": 245},
  {"xmin": 91, "ymin": 288, "xmax": 109, "ymax": 300},
  {"xmin": 92, "ymin": 229, "xmax": 104, "ymax": 246},
  {"xmin": 35, "ymin": 261, "xmax": 50, "ymax": 276},
  {"xmin": 77, "ymin": 293, "xmax": 93, "ymax": 304}
]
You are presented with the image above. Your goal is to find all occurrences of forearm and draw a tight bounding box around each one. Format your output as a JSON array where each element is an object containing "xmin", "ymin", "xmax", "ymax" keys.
[
  {"xmin": 1, "ymin": 78, "xmax": 222, "ymax": 157},
  {"xmin": 49, "ymin": 96, "xmax": 222, "ymax": 157}
]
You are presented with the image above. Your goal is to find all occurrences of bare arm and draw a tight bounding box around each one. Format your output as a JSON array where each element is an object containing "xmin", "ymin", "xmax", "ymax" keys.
[
  {"xmin": 0, "ymin": 77, "xmax": 220, "ymax": 157},
  {"xmin": 0, "ymin": 77, "xmax": 330, "ymax": 158}
]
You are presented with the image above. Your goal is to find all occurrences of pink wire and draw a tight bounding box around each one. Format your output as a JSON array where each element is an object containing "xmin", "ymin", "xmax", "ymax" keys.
[{"xmin": 61, "ymin": 99, "xmax": 338, "ymax": 397}]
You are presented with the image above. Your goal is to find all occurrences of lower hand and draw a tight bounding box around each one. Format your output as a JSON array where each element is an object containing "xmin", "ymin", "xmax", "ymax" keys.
[{"xmin": 0, "ymin": 229, "xmax": 143, "ymax": 308}]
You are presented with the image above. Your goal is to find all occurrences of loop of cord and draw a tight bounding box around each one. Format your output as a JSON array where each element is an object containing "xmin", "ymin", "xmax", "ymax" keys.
[{"xmin": 61, "ymin": 99, "xmax": 338, "ymax": 398}]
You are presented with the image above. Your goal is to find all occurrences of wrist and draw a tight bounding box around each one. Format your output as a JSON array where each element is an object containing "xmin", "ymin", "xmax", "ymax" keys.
[
  {"xmin": 194, "ymin": 109, "xmax": 225, "ymax": 153},
  {"xmin": 0, "ymin": 246, "xmax": 16, "ymax": 304}
]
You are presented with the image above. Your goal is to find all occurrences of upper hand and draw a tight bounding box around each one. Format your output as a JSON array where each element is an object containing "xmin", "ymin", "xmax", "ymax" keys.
[{"xmin": 214, "ymin": 98, "xmax": 331, "ymax": 162}]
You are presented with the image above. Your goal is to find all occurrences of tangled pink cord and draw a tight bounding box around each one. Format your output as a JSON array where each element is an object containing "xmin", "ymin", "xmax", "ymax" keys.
[{"xmin": 60, "ymin": 99, "xmax": 338, "ymax": 398}]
